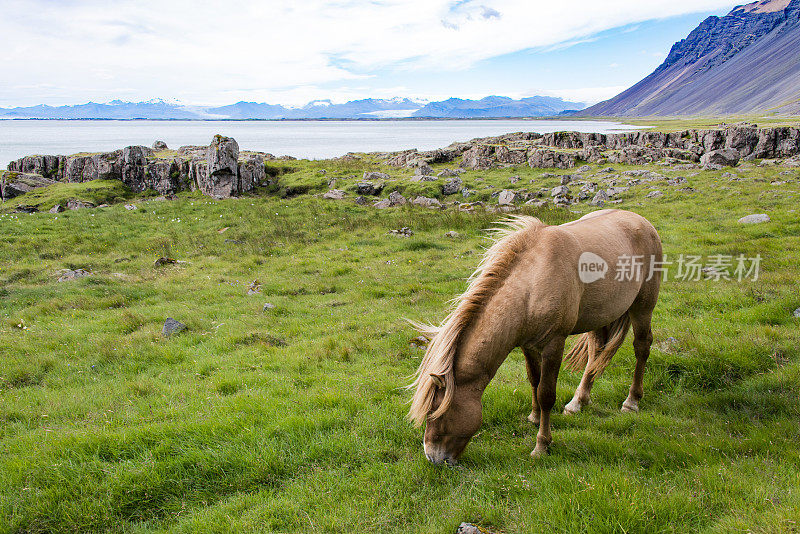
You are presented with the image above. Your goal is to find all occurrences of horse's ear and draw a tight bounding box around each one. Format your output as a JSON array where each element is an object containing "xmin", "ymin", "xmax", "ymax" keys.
[{"xmin": 430, "ymin": 373, "xmax": 446, "ymax": 389}]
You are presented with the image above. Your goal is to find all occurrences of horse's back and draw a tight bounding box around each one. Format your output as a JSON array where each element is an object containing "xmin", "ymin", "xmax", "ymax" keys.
[{"xmin": 551, "ymin": 210, "xmax": 662, "ymax": 334}]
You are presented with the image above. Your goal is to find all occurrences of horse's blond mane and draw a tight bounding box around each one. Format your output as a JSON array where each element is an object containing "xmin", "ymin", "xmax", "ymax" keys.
[{"xmin": 408, "ymin": 215, "xmax": 543, "ymax": 426}]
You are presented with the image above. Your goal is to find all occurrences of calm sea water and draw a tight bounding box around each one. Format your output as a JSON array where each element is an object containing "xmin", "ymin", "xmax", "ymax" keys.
[{"xmin": 0, "ymin": 119, "xmax": 642, "ymax": 169}]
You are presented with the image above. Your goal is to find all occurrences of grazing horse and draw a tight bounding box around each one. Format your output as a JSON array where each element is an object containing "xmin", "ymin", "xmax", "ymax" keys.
[{"xmin": 409, "ymin": 209, "xmax": 662, "ymax": 464}]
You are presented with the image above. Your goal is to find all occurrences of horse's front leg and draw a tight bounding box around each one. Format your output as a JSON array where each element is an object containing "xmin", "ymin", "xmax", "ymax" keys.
[
  {"xmin": 523, "ymin": 347, "xmax": 541, "ymax": 424},
  {"xmin": 532, "ymin": 335, "xmax": 566, "ymax": 458}
]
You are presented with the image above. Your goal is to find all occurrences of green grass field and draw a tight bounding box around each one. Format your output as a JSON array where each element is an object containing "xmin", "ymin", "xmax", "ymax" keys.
[{"xmin": 1, "ymin": 156, "xmax": 799, "ymax": 533}]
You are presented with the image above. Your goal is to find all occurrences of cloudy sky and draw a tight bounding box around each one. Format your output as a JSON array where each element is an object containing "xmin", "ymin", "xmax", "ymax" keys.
[{"xmin": 0, "ymin": 0, "xmax": 741, "ymax": 108}]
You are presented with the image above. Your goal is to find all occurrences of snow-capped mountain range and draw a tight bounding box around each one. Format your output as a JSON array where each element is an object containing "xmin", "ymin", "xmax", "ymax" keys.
[{"xmin": 0, "ymin": 96, "xmax": 586, "ymax": 120}]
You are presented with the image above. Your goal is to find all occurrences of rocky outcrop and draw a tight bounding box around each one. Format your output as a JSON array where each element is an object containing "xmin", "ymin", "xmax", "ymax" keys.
[
  {"xmin": 7, "ymin": 155, "xmax": 63, "ymax": 178},
  {"xmin": 0, "ymin": 171, "xmax": 57, "ymax": 200},
  {"xmin": 199, "ymin": 135, "xmax": 240, "ymax": 198},
  {"xmin": 6, "ymin": 135, "xmax": 270, "ymax": 200},
  {"xmin": 383, "ymin": 125, "xmax": 800, "ymax": 171}
]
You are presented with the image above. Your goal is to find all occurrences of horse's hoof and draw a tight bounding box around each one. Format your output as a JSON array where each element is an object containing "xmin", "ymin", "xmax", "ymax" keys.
[
  {"xmin": 531, "ymin": 446, "xmax": 549, "ymax": 458},
  {"xmin": 563, "ymin": 399, "xmax": 581, "ymax": 415},
  {"xmin": 621, "ymin": 400, "xmax": 639, "ymax": 413},
  {"xmin": 527, "ymin": 413, "xmax": 540, "ymax": 424}
]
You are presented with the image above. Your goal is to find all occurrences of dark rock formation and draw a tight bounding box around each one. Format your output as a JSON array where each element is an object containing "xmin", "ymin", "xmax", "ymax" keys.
[
  {"xmin": 0, "ymin": 171, "xmax": 57, "ymax": 200},
  {"xmin": 7, "ymin": 135, "xmax": 269, "ymax": 200}
]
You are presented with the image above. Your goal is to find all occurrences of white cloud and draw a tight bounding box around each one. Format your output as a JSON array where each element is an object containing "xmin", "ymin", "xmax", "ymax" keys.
[{"xmin": 0, "ymin": 0, "xmax": 737, "ymax": 106}]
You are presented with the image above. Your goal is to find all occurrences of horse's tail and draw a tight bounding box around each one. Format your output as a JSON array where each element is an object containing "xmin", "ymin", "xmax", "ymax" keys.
[{"xmin": 563, "ymin": 313, "xmax": 631, "ymax": 376}]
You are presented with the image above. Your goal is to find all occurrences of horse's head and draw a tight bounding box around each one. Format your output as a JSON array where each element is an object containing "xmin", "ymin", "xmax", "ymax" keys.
[{"xmin": 422, "ymin": 373, "xmax": 482, "ymax": 465}]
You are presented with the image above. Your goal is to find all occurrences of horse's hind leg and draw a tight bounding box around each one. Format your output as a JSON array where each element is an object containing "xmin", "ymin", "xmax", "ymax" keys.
[
  {"xmin": 564, "ymin": 331, "xmax": 600, "ymax": 415},
  {"xmin": 523, "ymin": 347, "xmax": 541, "ymax": 424},
  {"xmin": 622, "ymin": 310, "xmax": 653, "ymax": 413}
]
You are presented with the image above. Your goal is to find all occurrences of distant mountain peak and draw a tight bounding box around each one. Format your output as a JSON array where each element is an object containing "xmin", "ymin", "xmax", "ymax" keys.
[
  {"xmin": 732, "ymin": 0, "xmax": 791, "ymax": 14},
  {"xmin": 0, "ymin": 95, "xmax": 587, "ymax": 120}
]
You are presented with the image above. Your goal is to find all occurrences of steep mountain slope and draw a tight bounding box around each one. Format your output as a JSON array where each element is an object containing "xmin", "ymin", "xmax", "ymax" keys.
[{"xmin": 584, "ymin": 0, "xmax": 800, "ymax": 116}]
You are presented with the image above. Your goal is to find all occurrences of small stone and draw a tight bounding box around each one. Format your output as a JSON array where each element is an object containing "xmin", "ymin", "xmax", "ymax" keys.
[
  {"xmin": 388, "ymin": 227, "xmax": 414, "ymax": 237},
  {"xmin": 415, "ymin": 164, "xmax": 433, "ymax": 176},
  {"xmin": 247, "ymin": 280, "xmax": 262, "ymax": 295},
  {"xmin": 590, "ymin": 189, "xmax": 609, "ymax": 206},
  {"xmin": 49, "ymin": 204, "xmax": 65, "ymax": 213},
  {"xmin": 738, "ymin": 214, "xmax": 770, "ymax": 224},
  {"xmin": 444, "ymin": 231, "xmax": 460, "ymax": 238},
  {"xmin": 66, "ymin": 199, "xmax": 95, "ymax": 210},
  {"xmin": 57, "ymin": 269, "xmax": 91, "ymax": 282},
  {"xmin": 263, "ymin": 303, "xmax": 276, "ymax": 311},
  {"xmin": 551, "ymin": 185, "xmax": 569, "ymax": 197},
  {"xmin": 363, "ymin": 171, "xmax": 390, "ymax": 181},
  {"xmin": 354, "ymin": 196, "xmax": 368, "ymax": 205},
  {"xmin": 457, "ymin": 523, "xmax": 494, "ymax": 534},
  {"xmin": 154, "ymin": 257, "xmax": 178, "ymax": 267},
  {"xmin": 560, "ymin": 175, "xmax": 573, "ymax": 185},
  {"xmin": 498, "ymin": 190, "xmax": 516, "ymax": 206},
  {"xmin": 576, "ymin": 165, "xmax": 591, "ymax": 173},
  {"xmin": 388, "ymin": 191, "xmax": 407, "ymax": 206},
  {"xmin": 323, "ymin": 189, "xmax": 346, "ymax": 200},
  {"xmin": 508, "ymin": 175, "xmax": 520, "ymax": 184},
  {"xmin": 793, "ymin": 308, "xmax": 800, "ymax": 318},
  {"xmin": 124, "ymin": 204, "xmax": 138, "ymax": 210},
  {"xmin": 373, "ymin": 199, "xmax": 392, "ymax": 209},
  {"xmin": 442, "ymin": 177, "xmax": 463, "ymax": 196},
  {"xmin": 162, "ymin": 318, "xmax": 187, "ymax": 337},
  {"xmin": 152, "ymin": 140, "xmax": 168, "ymax": 150},
  {"xmin": 356, "ymin": 182, "xmax": 384, "ymax": 196},
  {"xmin": 646, "ymin": 190, "xmax": 663, "ymax": 198},
  {"xmin": 411, "ymin": 196, "xmax": 443, "ymax": 209}
]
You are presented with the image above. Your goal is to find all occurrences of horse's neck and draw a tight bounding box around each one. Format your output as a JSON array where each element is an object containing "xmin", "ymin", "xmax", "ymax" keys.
[{"xmin": 453, "ymin": 293, "xmax": 525, "ymax": 391}]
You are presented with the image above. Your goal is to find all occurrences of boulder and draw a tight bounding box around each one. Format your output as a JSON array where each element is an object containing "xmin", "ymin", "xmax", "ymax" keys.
[
  {"xmin": 388, "ymin": 191, "xmax": 407, "ymax": 206},
  {"xmin": 238, "ymin": 154, "xmax": 265, "ymax": 193},
  {"xmin": 0, "ymin": 171, "xmax": 57, "ymax": 200},
  {"xmin": 461, "ymin": 146, "xmax": 495, "ymax": 170},
  {"xmin": 57, "ymin": 269, "xmax": 91, "ymax": 282},
  {"xmin": 701, "ymin": 148, "xmax": 740, "ymax": 168},
  {"xmin": 66, "ymin": 199, "xmax": 95, "ymax": 210},
  {"xmin": 415, "ymin": 164, "xmax": 433, "ymax": 176},
  {"xmin": 200, "ymin": 135, "xmax": 240, "ymax": 198},
  {"xmin": 551, "ymin": 185, "xmax": 570, "ymax": 197},
  {"xmin": 738, "ymin": 213, "xmax": 770, "ymax": 224},
  {"xmin": 498, "ymin": 190, "xmax": 516, "ymax": 206},
  {"xmin": 162, "ymin": 318, "xmax": 187, "ymax": 337},
  {"xmin": 356, "ymin": 182, "xmax": 384, "ymax": 196},
  {"xmin": 411, "ymin": 196, "xmax": 443, "ymax": 209},
  {"xmin": 122, "ymin": 146, "xmax": 151, "ymax": 192},
  {"xmin": 152, "ymin": 140, "xmax": 168, "ymax": 150},
  {"xmin": 442, "ymin": 177, "xmax": 463, "ymax": 196},
  {"xmin": 363, "ymin": 171, "xmax": 390, "ymax": 181},
  {"xmin": 323, "ymin": 189, "xmax": 346, "ymax": 200},
  {"xmin": 590, "ymin": 189, "xmax": 609, "ymax": 206}
]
